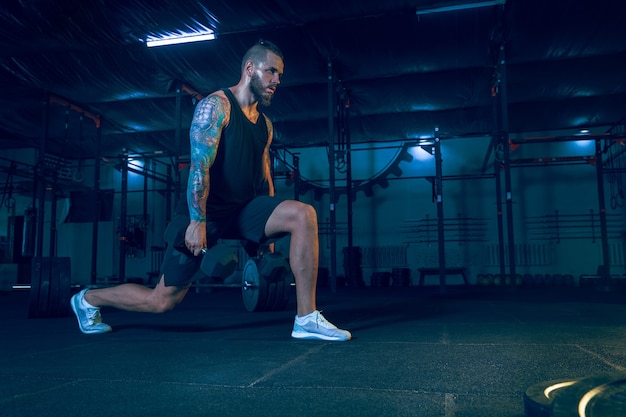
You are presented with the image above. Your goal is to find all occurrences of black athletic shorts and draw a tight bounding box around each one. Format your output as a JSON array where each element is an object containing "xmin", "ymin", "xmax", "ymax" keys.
[{"xmin": 160, "ymin": 195, "xmax": 285, "ymax": 287}]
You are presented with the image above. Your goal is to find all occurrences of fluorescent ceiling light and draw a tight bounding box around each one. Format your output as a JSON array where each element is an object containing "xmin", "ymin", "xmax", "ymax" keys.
[
  {"xmin": 146, "ymin": 30, "xmax": 216, "ymax": 47},
  {"xmin": 416, "ymin": 0, "xmax": 505, "ymax": 15}
]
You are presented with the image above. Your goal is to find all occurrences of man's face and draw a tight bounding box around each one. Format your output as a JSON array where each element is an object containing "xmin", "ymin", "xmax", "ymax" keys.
[{"xmin": 250, "ymin": 51, "xmax": 284, "ymax": 107}]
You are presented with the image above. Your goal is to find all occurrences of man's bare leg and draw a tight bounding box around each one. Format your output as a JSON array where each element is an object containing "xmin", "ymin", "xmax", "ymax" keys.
[
  {"xmin": 264, "ymin": 200, "xmax": 318, "ymax": 317},
  {"xmin": 84, "ymin": 277, "xmax": 190, "ymax": 313},
  {"xmin": 265, "ymin": 200, "xmax": 351, "ymax": 341},
  {"xmin": 71, "ymin": 276, "xmax": 191, "ymax": 334}
]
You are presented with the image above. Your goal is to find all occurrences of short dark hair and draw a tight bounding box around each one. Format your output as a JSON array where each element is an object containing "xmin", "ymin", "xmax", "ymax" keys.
[{"xmin": 241, "ymin": 39, "xmax": 284, "ymax": 70}]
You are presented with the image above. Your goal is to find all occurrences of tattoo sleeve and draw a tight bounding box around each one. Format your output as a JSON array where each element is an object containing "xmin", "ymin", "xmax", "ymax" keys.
[
  {"xmin": 263, "ymin": 116, "xmax": 275, "ymax": 197},
  {"xmin": 187, "ymin": 94, "xmax": 228, "ymax": 222}
]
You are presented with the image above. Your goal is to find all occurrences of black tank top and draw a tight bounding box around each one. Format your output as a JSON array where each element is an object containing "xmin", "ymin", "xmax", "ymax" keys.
[{"xmin": 205, "ymin": 88, "xmax": 269, "ymax": 218}]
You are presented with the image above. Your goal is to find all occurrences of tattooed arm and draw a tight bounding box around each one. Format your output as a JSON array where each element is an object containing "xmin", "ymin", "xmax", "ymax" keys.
[
  {"xmin": 184, "ymin": 93, "xmax": 229, "ymax": 255},
  {"xmin": 262, "ymin": 115, "xmax": 276, "ymax": 254},
  {"xmin": 262, "ymin": 115, "xmax": 275, "ymax": 197}
]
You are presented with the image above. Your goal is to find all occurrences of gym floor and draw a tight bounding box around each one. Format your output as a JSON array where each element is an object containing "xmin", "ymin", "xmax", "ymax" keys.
[{"xmin": 1, "ymin": 283, "xmax": 625, "ymax": 417}]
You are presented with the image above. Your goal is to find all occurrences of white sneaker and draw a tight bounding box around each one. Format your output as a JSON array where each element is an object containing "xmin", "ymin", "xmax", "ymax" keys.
[
  {"xmin": 70, "ymin": 289, "xmax": 112, "ymax": 334},
  {"xmin": 291, "ymin": 310, "xmax": 351, "ymax": 341}
]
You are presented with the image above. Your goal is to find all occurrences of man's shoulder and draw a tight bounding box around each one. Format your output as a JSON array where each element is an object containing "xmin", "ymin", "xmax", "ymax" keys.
[
  {"xmin": 206, "ymin": 89, "xmax": 229, "ymax": 104},
  {"xmin": 198, "ymin": 90, "xmax": 231, "ymax": 116}
]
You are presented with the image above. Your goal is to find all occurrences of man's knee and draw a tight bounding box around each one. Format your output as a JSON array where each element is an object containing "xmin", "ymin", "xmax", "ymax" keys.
[
  {"xmin": 150, "ymin": 297, "xmax": 178, "ymax": 313},
  {"xmin": 295, "ymin": 202, "xmax": 318, "ymax": 229},
  {"xmin": 267, "ymin": 200, "xmax": 318, "ymax": 237},
  {"xmin": 149, "ymin": 285, "xmax": 187, "ymax": 313}
]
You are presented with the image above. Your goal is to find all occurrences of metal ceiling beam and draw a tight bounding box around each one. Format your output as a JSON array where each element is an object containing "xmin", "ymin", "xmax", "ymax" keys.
[{"xmin": 416, "ymin": 0, "xmax": 506, "ymax": 15}]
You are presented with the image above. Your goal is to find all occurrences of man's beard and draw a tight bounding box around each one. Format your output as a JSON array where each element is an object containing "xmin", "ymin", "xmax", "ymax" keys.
[{"xmin": 250, "ymin": 73, "xmax": 274, "ymax": 107}]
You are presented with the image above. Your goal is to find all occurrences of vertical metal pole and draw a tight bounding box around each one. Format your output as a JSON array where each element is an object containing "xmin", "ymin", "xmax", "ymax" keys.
[
  {"xmin": 49, "ymin": 184, "xmax": 57, "ymax": 256},
  {"xmin": 595, "ymin": 139, "xmax": 611, "ymax": 287},
  {"xmin": 503, "ymin": 140, "xmax": 516, "ymax": 280},
  {"xmin": 6, "ymin": 175, "xmax": 15, "ymax": 261},
  {"xmin": 345, "ymin": 96, "xmax": 354, "ymax": 285},
  {"xmin": 36, "ymin": 93, "xmax": 50, "ymax": 258},
  {"xmin": 491, "ymin": 46, "xmax": 507, "ymax": 281},
  {"xmin": 434, "ymin": 127, "xmax": 446, "ymax": 293},
  {"xmin": 293, "ymin": 154, "xmax": 300, "ymax": 201},
  {"xmin": 91, "ymin": 121, "xmax": 102, "ymax": 285},
  {"xmin": 327, "ymin": 58, "xmax": 337, "ymax": 293},
  {"xmin": 166, "ymin": 164, "xmax": 172, "ymax": 224},
  {"xmin": 143, "ymin": 160, "xmax": 149, "ymax": 225},
  {"xmin": 141, "ymin": 160, "xmax": 149, "ymax": 255},
  {"xmin": 498, "ymin": 45, "xmax": 516, "ymax": 280},
  {"xmin": 175, "ymin": 81, "xmax": 183, "ymax": 209},
  {"xmin": 494, "ymin": 155, "xmax": 506, "ymax": 278},
  {"xmin": 118, "ymin": 153, "xmax": 128, "ymax": 283}
]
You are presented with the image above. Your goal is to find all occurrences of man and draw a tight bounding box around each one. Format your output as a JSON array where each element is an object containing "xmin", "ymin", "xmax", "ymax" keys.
[{"xmin": 70, "ymin": 40, "xmax": 351, "ymax": 342}]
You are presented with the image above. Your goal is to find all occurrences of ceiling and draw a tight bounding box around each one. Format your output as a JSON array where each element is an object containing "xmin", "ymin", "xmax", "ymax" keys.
[{"xmin": 1, "ymin": 0, "xmax": 625, "ymax": 169}]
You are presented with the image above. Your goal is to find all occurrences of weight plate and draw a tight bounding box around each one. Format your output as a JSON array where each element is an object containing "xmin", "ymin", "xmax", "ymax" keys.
[
  {"xmin": 263, "ymin": 279, "xmax": 278, "ymax": 312},
  {"xmin": 38, "ymin": 260, "xmax": 51, "ymax": 317},
  {"xmin": 57, "ymin": 258, "xmax": 72, "ymax": 317},
  {"xmin": 28, "ymin": 257, "xmax": 72, "ymax": 318},
  {"xmin": 51, "ymin": 257, "xmax": 71, "ymax": 317},
  {"xmin": 241, "ymin": 258, "xmax": 268, "ymax": 312},
  {"xmin": 258, "ymin": 253, "xmax": 291, "ymax": 283},
  {"xmin": 552, "ymin": 372, "xmax": 626, "ymax": 417},
  {"xmin": 29, "ymin": 258, "xmax": 52, "ymax": 318},
  {"xmin": 523, "ymin": 378, "xmax": 581, "ymax": 417},
  {"xmin": 48, "ymin": 258, "xmax": 61, "ymax": 316},
  {"xmin": 270, "ymin": 277, "xmax": 286, "ymax": 311},
  {"xmin": 28, "ymin": 258, "xmax": 43, "ymax": 318},
  {"xmin": 273, "ymin": 272, "xmax": 293, "ymax": 311}
]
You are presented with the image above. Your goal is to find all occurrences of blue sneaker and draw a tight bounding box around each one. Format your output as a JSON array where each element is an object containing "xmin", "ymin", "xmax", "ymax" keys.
[
  {"xmin": 291, "ymin": 310, "xmax": 351, "ymax": 341},
  {"xmin": 70, "ymin": 289, "xmax": 112, "ymax": 334}
]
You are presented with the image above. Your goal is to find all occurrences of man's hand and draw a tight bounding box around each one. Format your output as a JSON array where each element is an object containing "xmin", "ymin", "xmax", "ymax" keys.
[{"xmin": 185, "ymin": 220, "xmax": 207, "ymax": 256}]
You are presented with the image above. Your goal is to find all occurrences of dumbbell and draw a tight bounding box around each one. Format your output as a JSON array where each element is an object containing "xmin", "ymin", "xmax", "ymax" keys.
[
  {"xmin": 200, "ymin": 244, "xmax": 238, "ymax": 280},
  {"xmin": 240, "ymin": 239, "xmax": 292, "ymax": 283},
  {"xmin": 164, "ymin": 215, "xmax": 238, "ymax": 280},
  {"xmin": 163, "ymin": 215, "xmax": 293, "ymax": 311}
]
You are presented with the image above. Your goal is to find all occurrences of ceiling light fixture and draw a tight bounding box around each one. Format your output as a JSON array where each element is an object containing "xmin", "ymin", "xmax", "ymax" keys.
[
  {"xmin": 146, "ymin": 30, "xmax": 216, "ymax": 48},
  {"xmin": 416, "ymin": 0, "xmax": 506, "ymax": 15}
]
